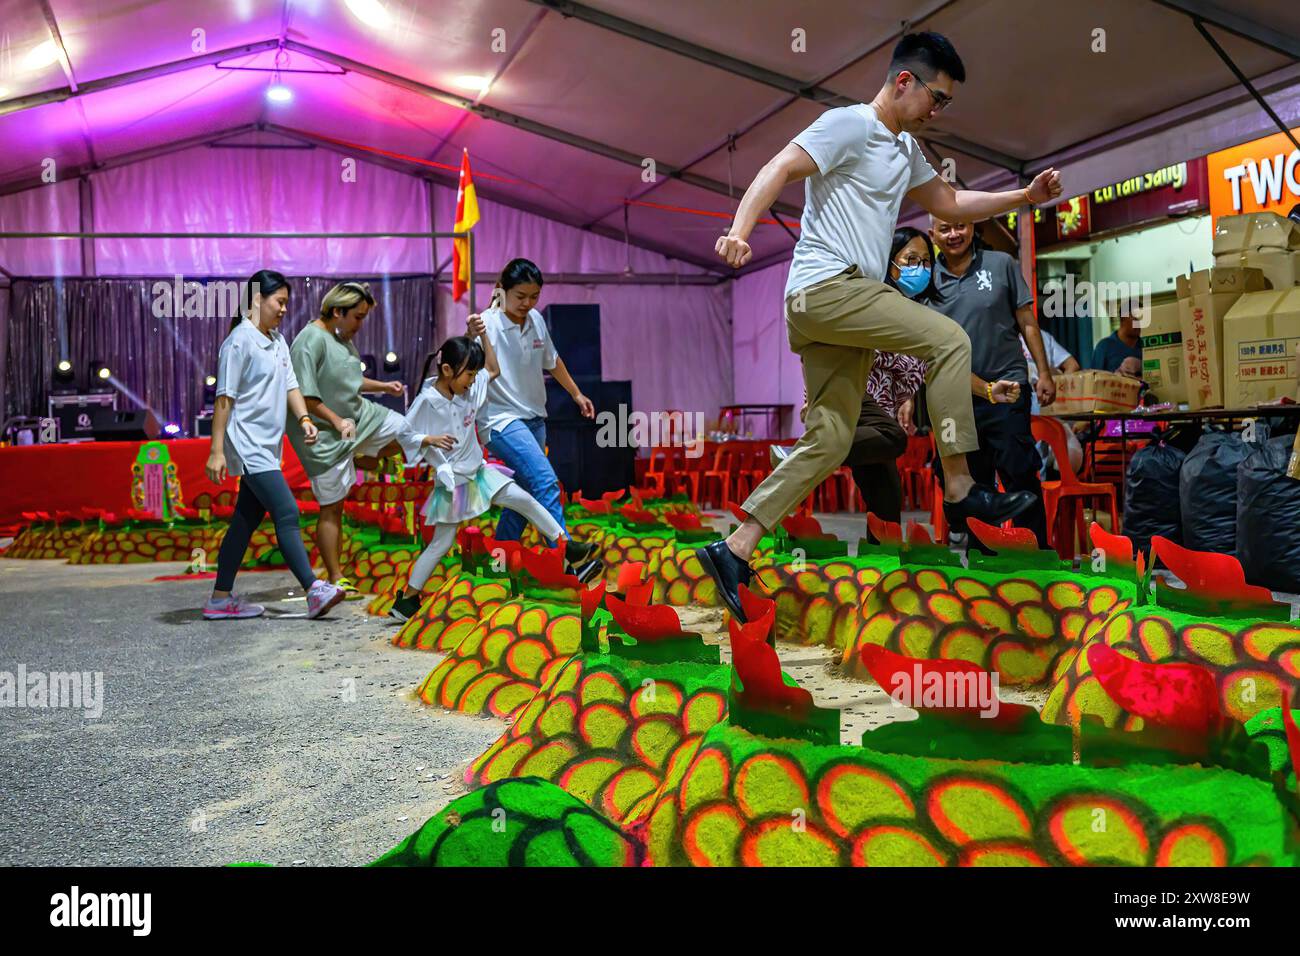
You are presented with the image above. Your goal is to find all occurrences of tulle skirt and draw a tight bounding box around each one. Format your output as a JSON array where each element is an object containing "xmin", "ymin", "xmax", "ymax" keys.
[{"xmin": 420, "ymin": 463, "xmax": 512, "ymax": 525}]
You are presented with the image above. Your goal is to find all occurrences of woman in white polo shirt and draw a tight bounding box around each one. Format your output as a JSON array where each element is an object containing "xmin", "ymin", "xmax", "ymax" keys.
[
  {"xmin": 480, "ymin": 259, "xmax": 594, "ymax": 543},
  {"xmin": 204, "ymin": 270, "xmax": 345, "ymax": 621}
]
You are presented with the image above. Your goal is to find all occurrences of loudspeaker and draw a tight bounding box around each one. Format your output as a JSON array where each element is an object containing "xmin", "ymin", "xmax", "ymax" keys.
[
  {"xmin": 193, "ymin": 413, "xmax": 214, "ymax": 437},
  {"xmin": 91, "ymin": 410, "xmax": 160, "ymax": 442},
  {"xmin": 542, "ymin": 304, "xmax": 601, "ymax": 379},
  {"xmin": 543, "ymin": 377, "xmax": 634, "ymax": 497}
]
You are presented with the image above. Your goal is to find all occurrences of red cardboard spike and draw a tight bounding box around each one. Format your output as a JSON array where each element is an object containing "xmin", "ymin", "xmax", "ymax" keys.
[
  {"xmin": 1281, "ymin": 698, "xmax": 1300, "ymax": 796},
  {"xmin": 481, "ymin": 535, "xmax": 525, "ymax": 574},
  {"xmin": 605, "ymin": 593, "xmax": 684, "ymax": 641},
  {"xmin": 574, "ymin": 495, "xmax": 612, "ymax": 514},
  {"xmin": 866, "ymin": 512, "xmax": 903, "ymax": 546},
  {"xmin": 1087, "ymin": 643, "xmax": 1222, "ymax": 735},
  {"xmin": 664, "ymin": 511, "xmax": 706, "ymax": 531},
  {"xmin": 456, "ymin": 525, "xmax": 486, "ymax": 556},
  {"xmin": 727, "ymin": 504, "xmax": 750, "ymax": 525},
  {"xmin": 1090, "ymin": 522, "xmax": 1135, "ymax": 567},
  {"xmin": 619, "ymin": 503, "xmax": 660, "ymax": 524},
  {"xmin": 859, "ymin": 645, "xmax": 1033, "ymax": 725},
  {"xmin": 624, "ymin": 581, "xmax": 654, "ymax": 606},
  {"xmin": 968, "ymin": 517, "xmax": 1037, "ymax": 552},
  {"xmin": 905, "ymin": 520, "xmax": 934, "ymax": 545},
  {"xmin": 519, "ymin": 542, "xmax": 579, "ymax": 589},
  {"xmin": 1151, "ymin": 536, "xmax": 1276, "ymax": 606},
  {"xmin": 600, "ymin": 489, "xmax": 626, "ymax": 503},
  {"xmin": 737, "ymin": 584, "xmax": 774, "ymax": 626},
  {"xmin": 580, "ymin": 580, "xmax": 605, "ymax": 622},
  {"xmin": 781, "ymin": 514, "xmax": 827, "ymax": 540},
  {"xmin": 615, "ymin": 561, "xmax": 646, "ymax": 592},
  {"xmin": 729, "ymin": 620, "xmax": 813, "ymax": 712}
]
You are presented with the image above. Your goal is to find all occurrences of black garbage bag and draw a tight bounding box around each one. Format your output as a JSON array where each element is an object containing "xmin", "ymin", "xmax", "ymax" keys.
[
  {"xmin": 1179, "ymin": 428, "xmax": 1267, "ymax": 556},
  {"xmin": 1237, "ymin": 435, "xmax": 1300, "ymax": 594},
  {"xmin": 1124, "ymin": 441, "xmax": 1185, "ymax": 557}
]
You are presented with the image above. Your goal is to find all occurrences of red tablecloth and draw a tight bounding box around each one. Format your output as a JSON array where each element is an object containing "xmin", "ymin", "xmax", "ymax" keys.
[{"xmin": 0, "ymin": 438, "xmax": 307, "ymax": 524}]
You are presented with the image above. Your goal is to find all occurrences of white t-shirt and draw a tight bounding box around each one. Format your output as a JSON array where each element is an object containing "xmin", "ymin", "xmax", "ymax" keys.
[
  {"xmin": 478, "ymin": 306, "xmax": 558, "ymax": 435},
  {"xmin": 785, "ymin": 104, "xmax": 938, "ymax": 298},
  {"xmin": 1021, "ymin": 330, "xmax": 1074, "ymax": 384},
  {"xmin": 405, "ymin": 369, "xmax": 492, "ymax": 480},
  {"xmin": 215, "ymin": 319, "xmax": 299, "ymax": 475}
]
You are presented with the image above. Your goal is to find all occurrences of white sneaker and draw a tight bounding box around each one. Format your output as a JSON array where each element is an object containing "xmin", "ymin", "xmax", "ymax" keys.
[
  {"xmin": 306, "ymin": 580, "xmax": 345, "ymax": 619},
  {"xmin": 202, "ymin": 594, "xmax": 265, "ymax": 620}
]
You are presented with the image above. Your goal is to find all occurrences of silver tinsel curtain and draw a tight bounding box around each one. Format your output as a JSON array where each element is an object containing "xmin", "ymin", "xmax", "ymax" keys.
[{"xmin": 3, "ymin": 276, "xmax": 444, "ymax": 434}]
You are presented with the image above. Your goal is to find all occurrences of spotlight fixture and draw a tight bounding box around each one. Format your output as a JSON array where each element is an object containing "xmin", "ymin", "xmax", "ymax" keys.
[
  {"xmin": 52, "ymin": 358, "xmax": 77, "ymax": 395},
  {"xmin": 163, "ymin": 423, "xmax": 182, "ymax": 437},
  {"xmin": 89, "ymin": 360, "xmax": 112, "ymax": 392},
  {"xmin": 383, "ymin": 351, "xmax": 400, "ymax": 372},
  {"xmin": 359, "ymin": 353, "xmax": 378, "ymax": 375},
  {"xmin": 202, "ymin": 374, "xmax": 218, "ymax": 410},
  {"xmin": 266, "ymin": 82, "xmax": 293, "ymax": 103}
]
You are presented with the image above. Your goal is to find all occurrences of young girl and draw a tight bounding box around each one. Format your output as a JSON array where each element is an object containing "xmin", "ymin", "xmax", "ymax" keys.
[
  {"xmin": 285, "ymin": 281, "xmax": 442, "ymax": 597},
  {"xmin": 204, "ymin": 269, "xmax": 345, "ymax": 620},
  {"xmin": 388, "ymin": 316, "xmax": 599, "ymax": 623}
]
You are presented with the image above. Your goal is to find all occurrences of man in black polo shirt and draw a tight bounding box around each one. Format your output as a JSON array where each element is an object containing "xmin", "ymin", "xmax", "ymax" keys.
[{"xmin": 928, "ymin": 217, "xmax": 1054, "ymax": 547}]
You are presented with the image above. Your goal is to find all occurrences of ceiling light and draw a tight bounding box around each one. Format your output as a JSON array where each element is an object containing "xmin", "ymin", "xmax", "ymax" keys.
[
  {"xmin": 24, "ymin": 40, "xmax": 61, "ymax": 71},
  {"xmin": 346, "ymin": 0, "xmax": 393, "ymax": 28},
  {"xmin": 266, "ymin": 84, "xmax": 293, "ymax": 104},
  {"xmin": 455, "ymin": 75, "xmax": 490, "ymax": 93}
]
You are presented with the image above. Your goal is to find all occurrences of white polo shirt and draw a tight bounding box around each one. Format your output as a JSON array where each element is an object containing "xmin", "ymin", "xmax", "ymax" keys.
[
  {"xmin": 785, "ymin": 103, "xmax": 938, "ymax": 297},
  {"xmin": 478, "ymin": 306, "xmax": 558, "ymax": 436},
  {"xmin": 406, "ymin": 369, "xmax": 492, "ymax": 478},
  {"xmin": 215, "ymin": 318, "xmax": 299, "ymax": 476}
]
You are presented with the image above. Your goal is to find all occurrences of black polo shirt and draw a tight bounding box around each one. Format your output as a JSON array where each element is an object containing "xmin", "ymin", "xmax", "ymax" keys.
[{"xmin": 928, "ymin": 247, "xmax": 1034, "ymax": 384}]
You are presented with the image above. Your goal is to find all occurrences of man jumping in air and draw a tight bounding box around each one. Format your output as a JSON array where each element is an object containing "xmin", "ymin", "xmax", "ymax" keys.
[{"xmin": 699, "ymin": 31, "xmax": 1063, "ymax": 621}]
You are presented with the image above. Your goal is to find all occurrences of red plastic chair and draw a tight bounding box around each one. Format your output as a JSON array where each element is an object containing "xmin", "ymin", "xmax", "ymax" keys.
[
  {"xmin": 897, "ymin": 435, "xmax": 932, "ymax": 510},
  {"xmin": 1031, "ymin": 415, "xmax": 1120, "ymax": 560}
]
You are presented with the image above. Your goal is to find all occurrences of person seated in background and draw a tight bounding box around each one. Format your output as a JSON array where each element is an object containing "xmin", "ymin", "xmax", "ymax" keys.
[
  {"xmin": 1090, "ymin": 310, "xmax": 1142, "ymax": 372},
  {"xmin": 1021, "ymin": 327, "xmax": 1079, "ymax": 414}
]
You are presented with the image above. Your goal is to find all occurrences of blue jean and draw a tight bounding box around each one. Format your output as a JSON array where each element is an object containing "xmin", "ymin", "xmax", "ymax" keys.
[{"xmin": 486, "ymin": 417, "xmax": 566, "ymax": 544}]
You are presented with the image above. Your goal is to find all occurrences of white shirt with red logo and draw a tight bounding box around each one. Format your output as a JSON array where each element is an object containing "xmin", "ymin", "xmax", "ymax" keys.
[{"xmin": 478, "ymin": 305, "xmax": 558, "ymax": 436}]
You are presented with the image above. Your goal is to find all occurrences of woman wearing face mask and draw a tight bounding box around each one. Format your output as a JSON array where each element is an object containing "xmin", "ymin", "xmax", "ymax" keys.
[{"xmin": 835, "ymin": 228, "xmax": 931, "ymax": 531}]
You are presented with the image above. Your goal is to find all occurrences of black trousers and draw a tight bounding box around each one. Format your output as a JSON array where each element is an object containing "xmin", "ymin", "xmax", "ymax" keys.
[
  {"xmin": 941, "ymin": 388, "xmax": 1048, "ymax": 547},
  {"xmin": 842, "ymin": 396, "xmax": 908, "ymax": 534}
]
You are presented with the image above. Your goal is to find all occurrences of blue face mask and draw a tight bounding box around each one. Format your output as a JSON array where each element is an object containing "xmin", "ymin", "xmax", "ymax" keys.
[{"xmin": 896, "ymin": 264, "xmax": 931, "ymax": 298}]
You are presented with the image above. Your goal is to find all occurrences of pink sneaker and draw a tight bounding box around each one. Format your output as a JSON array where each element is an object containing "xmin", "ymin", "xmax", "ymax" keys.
[
  {"xmin": 307, "ymin": 580, "xmax": 345, "ymax": 619},
  {"xmin": 203, "ymin": 594, "xmax": 265, "ymax": 620}
]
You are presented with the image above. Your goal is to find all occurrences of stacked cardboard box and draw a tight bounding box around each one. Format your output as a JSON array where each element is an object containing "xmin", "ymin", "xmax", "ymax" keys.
[
  {"xmin": 1213, "ymin": 211, "xmax": 1300, "ymax": 290},
  {"xmin": 1042, "ymin": 370, "xmax": 1142, "ymax": 417},
  {"xmin": 1136, "ymin": 301, "xmax": 1185, "ymax": 404},
  {"xmin": 1222, "ymin": 288, "xmax": 1300, "ymax": 407},
  {"xmin": 1174, "ymin": 267, "xmax": 1268, "ymax": 409}
]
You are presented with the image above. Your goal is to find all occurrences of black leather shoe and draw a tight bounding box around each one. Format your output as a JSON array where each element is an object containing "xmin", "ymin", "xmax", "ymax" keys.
[
  {"xmin": 943, "ymin": 486, "xmax": 1036, "ymax": 538},
  {"xmin": 695, "ymin": 540, "xmax": 753, "ymax": 622},
  {"xmin": 564, "ymin": 539, "xmax": 599, "ymax": 570}
]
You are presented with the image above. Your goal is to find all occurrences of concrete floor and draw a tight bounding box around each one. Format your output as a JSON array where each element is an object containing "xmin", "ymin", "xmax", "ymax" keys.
[
  {"xmin": 8, "ymin": 508, "xmax": 1279, "ymax": 867},
  {"xmin": 0, "ymin": 559, "xmax": 502, "ymax": 867}
]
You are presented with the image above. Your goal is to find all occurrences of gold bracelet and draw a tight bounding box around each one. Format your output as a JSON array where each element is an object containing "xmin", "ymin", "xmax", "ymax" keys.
[
  {"xmin": 986, "ymin": 382, "xmax": 994, "ymax": 403},
  {"xmin": 298, "ymin": 415, "xmax": 312, "ymax": 425}
]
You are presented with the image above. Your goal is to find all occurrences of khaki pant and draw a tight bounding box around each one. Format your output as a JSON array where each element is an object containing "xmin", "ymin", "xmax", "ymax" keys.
[{"xmin": 742, "ymin": 266, "xmax": 977, "ymax": 531}]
